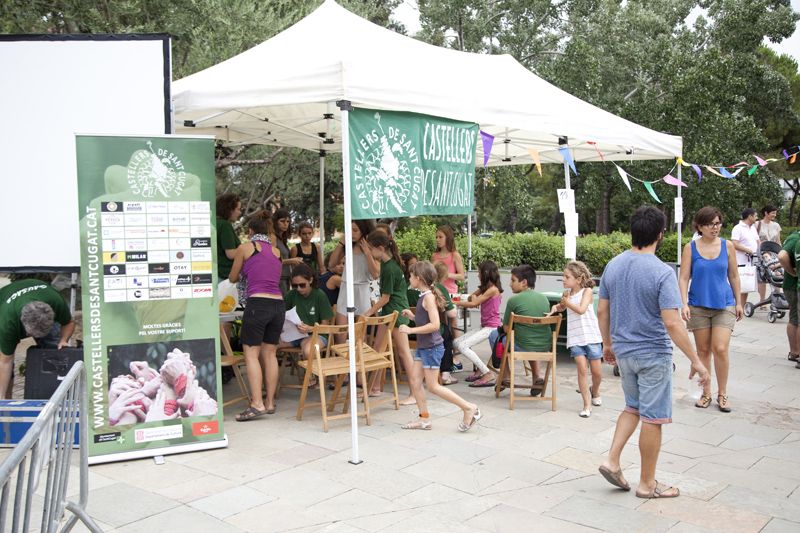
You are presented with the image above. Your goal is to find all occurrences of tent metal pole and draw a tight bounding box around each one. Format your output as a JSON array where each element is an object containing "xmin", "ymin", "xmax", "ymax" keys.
[
  {"xmin": 563, "ymin": 161, "xmax": 570, "ymax": 191},
  {"xmin": 319, "ymin": 149, "xmax": 326, "ymax": 245},
  {"xmin": 337, "ymin": 99, "xmax": 361, "ymax": 465},
  {"xmin": 676, "ymin": 159, "xmax": 683, "ymax": 265}
]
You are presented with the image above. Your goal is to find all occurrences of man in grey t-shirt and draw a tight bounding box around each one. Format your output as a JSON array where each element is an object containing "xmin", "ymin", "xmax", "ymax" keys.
[{"xmin": 597, "ymin": 206, "xmax": 709, "ymax": 499}]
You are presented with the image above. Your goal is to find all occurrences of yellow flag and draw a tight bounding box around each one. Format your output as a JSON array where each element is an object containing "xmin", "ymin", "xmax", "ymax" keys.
[{"xmin": 528, "ymin": 148, "xmax": 542, "ymax": 176}]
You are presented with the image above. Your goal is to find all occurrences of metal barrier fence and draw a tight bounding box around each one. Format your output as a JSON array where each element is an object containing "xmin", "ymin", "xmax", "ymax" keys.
[{"xmin": 0, "ymin": 362, "xmax": 102, "ymax": 532}]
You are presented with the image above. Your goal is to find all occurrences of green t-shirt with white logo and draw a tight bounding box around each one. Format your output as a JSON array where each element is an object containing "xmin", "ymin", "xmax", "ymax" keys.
[
  {"xmin": 502, "ymin": 289, "xmax": 551, "ymax": 351},
  {"xmin": 0, "ymin": 279, "xmax": 72, "ymax": 354},
  {"xmin": 285, "ymin": 288, "xmax": 334, "ymax": 326},
  {"xmin": 784, "ymin": 231, "xmax": 800, "ymax": 291}
]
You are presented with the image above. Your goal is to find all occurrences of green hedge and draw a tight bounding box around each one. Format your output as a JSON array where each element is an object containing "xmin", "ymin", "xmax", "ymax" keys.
[{"xmin": 323, "ymin": 224, "xmax": 684, "ymax": 275}]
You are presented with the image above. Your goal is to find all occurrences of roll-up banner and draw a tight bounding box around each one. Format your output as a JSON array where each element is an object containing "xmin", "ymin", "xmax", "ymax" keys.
[
  {"xmin": 76, "ymin": 134, "xmax": 226, "ymax": 464},
  {"xmin": 348, "ymin": 108, "xmax": 478, "ymax": 219}
]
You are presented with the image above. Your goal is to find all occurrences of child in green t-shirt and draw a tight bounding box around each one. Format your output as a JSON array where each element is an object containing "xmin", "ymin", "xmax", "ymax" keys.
[
  {"xmin": 278, "ymin": 264, "xmax": 334, "ymax": 365},
  {"xmin": 366, "ymin": 231, "xmax": 423, "ymax": 407}
]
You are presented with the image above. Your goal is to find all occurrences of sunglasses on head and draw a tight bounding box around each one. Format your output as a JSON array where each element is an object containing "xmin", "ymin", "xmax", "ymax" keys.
[{"xmin": 292, "ymin": 282, "xmax": 309, "ymax": 289}]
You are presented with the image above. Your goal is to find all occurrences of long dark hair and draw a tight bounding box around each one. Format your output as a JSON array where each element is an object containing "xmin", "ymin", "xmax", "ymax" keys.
[
  {"xmin": 400, "ymin": 252, "xmax": 418, "ymax": 282},
  {"xmin": 353, "ymin": 219, "xmax": 376, "ymax": 241},
  {"xmin": 216, "ymin": 193, "xmax": 240, "ymax": 220},
  {"xmin": 367, "ymin": 230, "xmax": 403, "ymax": 267},
  {"xmin": 478, "ymin": 260, "xmax": 503, "ymax": 294},
  {"xmin": 272, "ymin": 208, "xmax": 291, "ymax": 245},
  {"xmin": 436, "ymin": 225, "xmax": 456, "ymax": 253}
]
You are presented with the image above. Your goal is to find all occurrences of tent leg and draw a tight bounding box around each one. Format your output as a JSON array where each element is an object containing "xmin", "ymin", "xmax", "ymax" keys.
[
  {"xmin": 319, "ymin": 150, "xmax": 326, "ymax": 245},
  {"xmin": 676, "ymin": 161, "xmax": 683, "ymax": 265},
  {"xmin": 337, "ymin": 99, "xmax": 361, "ymax": 466}
]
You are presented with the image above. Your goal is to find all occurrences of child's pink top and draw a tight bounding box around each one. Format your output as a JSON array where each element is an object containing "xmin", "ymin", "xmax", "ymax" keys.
[
  {"xmin": 481, "ymin": 293, "xmax": 502, "ymax": 327},
  {"xmin": 432, "ymin": 251, "xmax": 458, "ymax": 294}
]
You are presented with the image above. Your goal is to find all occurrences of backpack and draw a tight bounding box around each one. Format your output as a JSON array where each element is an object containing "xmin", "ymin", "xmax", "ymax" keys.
[{"xmin": 490, "ymin": 326, "xmax": 507, "ymax": 369}]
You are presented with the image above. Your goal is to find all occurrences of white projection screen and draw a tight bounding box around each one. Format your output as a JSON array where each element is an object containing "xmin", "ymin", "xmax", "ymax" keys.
[{"xmin": 0, "ymin": 34, "xmax": 171, "ymax": 271}]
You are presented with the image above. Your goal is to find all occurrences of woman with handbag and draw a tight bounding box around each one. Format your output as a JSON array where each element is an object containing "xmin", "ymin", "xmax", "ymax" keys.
[{"xmin": 679, "ymin": 207, "xmax": 743, "ymax": 413}]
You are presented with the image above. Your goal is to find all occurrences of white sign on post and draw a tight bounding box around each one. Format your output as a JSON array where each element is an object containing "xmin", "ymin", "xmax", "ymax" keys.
[
  {"xmin": 674, "ymin": 197, "xmax": 683, "ymax": 224},
  {"xmin": 557, "ymin": 189, "xmax": 575, "ymax": 214},
  {"xmin": 564, "ymin": 235, "xmax": 577, "ymax": 260},
  {"xmin": 564, "ymin": 212, "xmax": 579, "ymax": 237}
]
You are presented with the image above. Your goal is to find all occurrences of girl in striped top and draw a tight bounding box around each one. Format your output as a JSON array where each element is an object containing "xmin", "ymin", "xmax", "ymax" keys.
[{"xmin": 550, "ymin": 261, "xmax": 603, "ymax": 418}]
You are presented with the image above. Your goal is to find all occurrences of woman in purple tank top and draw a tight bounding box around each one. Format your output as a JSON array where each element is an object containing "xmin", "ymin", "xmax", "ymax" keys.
[
  {"xmin": 397, "ymin": 261, "xmax": 482, "ymax": 432},
  {"xmin": 229, "ymin": 217, "xmax": 285, "ymax": 421}
]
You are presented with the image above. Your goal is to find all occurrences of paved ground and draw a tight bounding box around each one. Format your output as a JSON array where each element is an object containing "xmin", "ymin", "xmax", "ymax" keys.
[{"xmin": 45, "ymin": 297, "xmax": 797, "ymax": 533}]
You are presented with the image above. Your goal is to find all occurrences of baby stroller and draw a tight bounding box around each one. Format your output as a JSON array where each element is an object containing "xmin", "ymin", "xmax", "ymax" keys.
[{"xmin": 743, "ymin": 241, "xmax": 789, "ymax": 323}]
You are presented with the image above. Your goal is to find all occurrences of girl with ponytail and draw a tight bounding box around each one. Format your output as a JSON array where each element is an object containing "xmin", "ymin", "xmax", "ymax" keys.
[{"xmin": 365, "ymin": 230, "xmax": 422, "ymax": 405}]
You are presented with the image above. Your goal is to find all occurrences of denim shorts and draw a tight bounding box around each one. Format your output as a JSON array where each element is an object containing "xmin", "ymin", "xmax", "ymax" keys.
[
  {"xmin": 617, "ymin": 354, "xmax": 673, "ymax": 425},
  {"xmin": 414, "ymin": 343, "xmax": 444, "ymax": 369},
  {"xmin": 568, "ymin": 343, "xmax": 602, "ymax": 360},
  {"xmin": 289, "ymin": 336, "xmax": 328, "ymax": 348}
]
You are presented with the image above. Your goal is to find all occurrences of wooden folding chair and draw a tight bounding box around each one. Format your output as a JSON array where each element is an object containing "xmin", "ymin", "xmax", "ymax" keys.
[
  {"xmin": 296, "ymin": 322, "xmax": 371, "ymax": 432},
  {"xmin": 332, "ymin": 312, "xmax": 400, "ymax": 412},
  {"xmin": 219, "ymin": 322, "xmax": 249, "ymax": 407},
  {"xmin": 275, "ymin": 345, "xmax": 303, "ymax": 395},
  {"xmin": 494, "ymin": 313, "xmax": 561, "ymax": 411}
]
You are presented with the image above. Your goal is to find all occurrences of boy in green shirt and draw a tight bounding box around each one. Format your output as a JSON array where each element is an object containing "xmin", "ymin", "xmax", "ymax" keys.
[{"xmin": 496, "ymin": 264, "xmax": 551, "ymax": 395}]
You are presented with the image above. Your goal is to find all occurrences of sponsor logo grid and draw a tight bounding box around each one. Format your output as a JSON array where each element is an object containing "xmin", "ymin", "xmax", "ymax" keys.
[{"xmin": 100, "ymin": 201, "xmax": 213, "ymax": 302}]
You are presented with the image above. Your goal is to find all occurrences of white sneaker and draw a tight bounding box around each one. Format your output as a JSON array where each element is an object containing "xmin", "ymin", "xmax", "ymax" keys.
[
  {"xmin": 579, "ymin": 409, "xmax": 591, "ymax": 418},
  {"xmin": 592, "ymin": 396, "xmax": 602, "ymax": 406}
]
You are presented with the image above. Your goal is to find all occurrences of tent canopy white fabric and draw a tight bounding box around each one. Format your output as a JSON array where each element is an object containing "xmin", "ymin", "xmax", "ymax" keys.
[{"xmin": 173, "ymin": 0, "xmax": 681, "ymax": 164}]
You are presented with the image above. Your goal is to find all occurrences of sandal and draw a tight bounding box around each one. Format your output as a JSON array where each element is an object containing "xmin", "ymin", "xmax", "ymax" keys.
[
  {"xmin": 598, "ymin": 465, "xmax": 630, "ymax": 491},
  {"xmin": 401, "ymin": 419, "xmax": 432, "ymax": 430},
  {"xmin": 441, "ymin": 376, "xmax": 459, "ymax": 386},
  {"xmin": 465, "ymin": 373, "xmax": 482, "ymax": 383},
  {"xmin": 468, "ymin": 374, "xmax": 495, "ymax": 388},
  {"xmin": 235, "ymin": 406, "xmax": 268, "ymax": 422},
  {"xmin": 530, "ymin": 378, "xmax": 545, "ymax": 397},
  {"xmin": 635, "ymin": 481, "xmax": 680, "ymax": 499},
  {"xmin": 789, "ymin": 352, "xmax": 799, "ymax": 362},
  {"xmin": 458, "ymin": 407, "xmax": 482, "ymax": 432},
  {"xmin": 695, "ymin": 394, "xmax": 712, "ymax": 408},
  {"xmin": 717, "ymin": 394, "xmax": 731, "ymax": 413}
]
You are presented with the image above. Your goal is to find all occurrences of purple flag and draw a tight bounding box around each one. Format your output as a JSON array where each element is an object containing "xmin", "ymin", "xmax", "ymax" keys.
[
  {"xmin": 480, "ymin": 130, "xmax": 494, "ymax": 167},
  {"xmin": 559, "ymin": 147, "xmax": 578, "ymax": 175},
  {"xmin": 691, "ymin": 164, "xmax": 702, "ymax": 182},
  {"xmin": 663, "ymin": 174, "xmax": 687, "ymax": 187},
  {"xmin": 784, "ymin": 149, "xmax": 790, "ymax": 160}
]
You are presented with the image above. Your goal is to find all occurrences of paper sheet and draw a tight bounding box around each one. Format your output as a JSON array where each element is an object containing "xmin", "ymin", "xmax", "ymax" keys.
[
  {"xmin": 280, "ymin": 306, "xmax": 307, "ymax": 343},
  {"xmin": 674, "ymin": 197, "xmax": 683, "ymax": 224},
  {"xmin": 557, "ymin": 189, "xmax": 575, "ymax": 213},
  {"xmin": 564, "ymin": 235, "xmax": 577, "ymax": 260},
  {"xmin": 564, "ymin": 212, "xmax": 579, "ymax": 236}
]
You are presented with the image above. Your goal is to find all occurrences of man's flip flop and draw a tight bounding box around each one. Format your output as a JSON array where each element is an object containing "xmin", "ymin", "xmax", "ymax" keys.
[
  {"xmin": 635, "ymin": 481, "xmax": 679, "ymax": 499},
  {"xmin": 598, "ymin": 465, "xmax": 631, "ymax": 491},
  {"xmin": 235, "ymin": 406, "xmax": 268, "ymax": 422}
]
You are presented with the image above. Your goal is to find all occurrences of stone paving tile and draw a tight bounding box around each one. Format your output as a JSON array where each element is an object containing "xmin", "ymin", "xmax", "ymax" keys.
[
  {"xmin": 665, "ymin": 522, "xmax": 718, "ymax": 533},
  {"xmin": 245, "ymin": 465, "xmax": 351, "ymax": 506},
  {"xmin": 188, "ymin": 485, "xmax": 275, "ymax": 520},
  {"xmin": 761, "ymin": 517, "xmax": 800, "ymax": 532},
  {"xmin": 116, "ymin": 505, "xmax": 245, "ymax": 533},
  {"xmin": 224, "ymin": 500, "xmax": 327, "ymax": 533},
  {"xmin": 686, "ymin": 461, "xmax": 797, "ymax": 497},
  {"xmin": 305, "ymin": 488, "xmax": 401, "ymax": 522},
  {"xmin": 712, "ymin": 484, "xmax": 800, "ymax": 523},
  {"xmin": 152, "ymin": 473, "xmax": 237, "ymax": 503},
  {"xmin": 90, "ymin": 458, "xmax": 207, "ymax": 492},
  {"xmin": 466, "ymin": 503, "xmax": 598, "ymax": 532},
  {"xmin": 749, "ymin": 456, "xmax": 800, "ymax": 482},
  {"xmin": 620, "ymin": 467, "xmax": 728, "ymax": 502},
  {"xmin": 477, "ymin": 450, "xmax": 565, "ymax": 486},
  {"xmin": 411, "ymin": 435, "xmax": 498, "ymax": 465},
  {"xmin": 262, "ymin": 442, "xmax": 337, "ymax": 467},
  {"xmin": 546, "ymin": 494, "xmax": 676, "ymax": 532},
  {"xmin": 333, "ymin": 460, "xmax": 431, "ymax": 500},
  {"xmin": 534, "ymin": 473, "xmax": 645, "ymax": 510},
  {"xmin": 639, "ymin": 495, "xmax": 770, "ymax": 533},
  {"xmin": 544, "ymin": 446, "xmax": 624, "ymax": 475},
  {"xmin": 400, "ymin": 481, "xmax": 473, "ymax": 508},
  {"xmin": 401, "ymin": 455, "xmax": 509, "ymax": 495},
  {"xmin": 483, "ymin": 484, "xmax": 577, "ymax": 514},
  {"xmin": 664, "ymin": 421, "xmax": 734, "ymax": 446},
  {"xmin": 84, "ymin": 482, "xmax": 179, "ymax": 528},
  {"xmin": 377, "ymin": 510, "xmax": 489, "ymax": 533},
  {"xmin": 662, "ymin": 438, "xmax": 733, "ymax": 459}
]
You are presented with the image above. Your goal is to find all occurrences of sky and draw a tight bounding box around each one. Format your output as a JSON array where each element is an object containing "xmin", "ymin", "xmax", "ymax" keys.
[{"xmin": 393, "ymin": 0, "xmax": 800, "ymax": 64}]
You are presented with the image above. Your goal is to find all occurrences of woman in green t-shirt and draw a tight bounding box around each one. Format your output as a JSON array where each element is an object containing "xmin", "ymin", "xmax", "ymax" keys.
[
  {"xmin": 365, "ymin": 231, "xmax": 424, "ymax": 406},
  {"xmin": 278, "ymin": 264, "xmax": 334, "ymax": 366}
]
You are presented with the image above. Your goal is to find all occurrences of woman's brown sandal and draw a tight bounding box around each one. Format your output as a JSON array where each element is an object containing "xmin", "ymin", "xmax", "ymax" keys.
[
  {"xmin": 694, "ymin": 394, "xmax": 712, "ymax": 408},
  {"xmin": 717, "ymin": 394, "xmax": 731, "ymax": 413}
]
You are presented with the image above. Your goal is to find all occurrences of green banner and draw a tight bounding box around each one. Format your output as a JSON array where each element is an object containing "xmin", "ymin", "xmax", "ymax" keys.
[
  {"xmin": 76, "ymin": 135, "xmax": 224, "ymax": 461},
  {"xmin": 349, "ymin": 108, "xmax": 478, "ymax": 219}
]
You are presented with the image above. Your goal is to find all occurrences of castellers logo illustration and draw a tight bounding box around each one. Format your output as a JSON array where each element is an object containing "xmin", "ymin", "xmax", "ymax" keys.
[
  {"xmin": 352, "ymin": 112, "xmax": 422, "ymax": 216},
  {"xmin": 127, "ymin": 141, "xmax": 187, "ymax": 198}
]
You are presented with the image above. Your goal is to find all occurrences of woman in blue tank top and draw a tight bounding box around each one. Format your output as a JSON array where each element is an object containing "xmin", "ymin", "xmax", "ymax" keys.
[{"xmin": 678, "ymin": 207, "xmax": 743, "ymax": 413}]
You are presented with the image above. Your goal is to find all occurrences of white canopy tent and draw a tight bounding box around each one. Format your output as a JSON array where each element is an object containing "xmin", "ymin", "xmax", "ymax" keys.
[{"xmin": 173, "ymin": 0, "xmax": 683, "ymax": 462}]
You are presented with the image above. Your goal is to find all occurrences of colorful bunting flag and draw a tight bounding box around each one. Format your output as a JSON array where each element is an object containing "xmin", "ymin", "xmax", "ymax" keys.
[
  {"xmin": 527, "ymin": 148, "xmax": 542, "ymax": 177},
  {"xmin": 691, "ymin": 164, "xmax": 702, "ymax": 182},
  {"xmin": 663, "ymin": 174, "xmax": 687, "ymax": 187},
  {"xmin": 718, "ymin": 167, "xmax": 735, "ymax": 178},
  {"xmin": 791, "ymin": 154, "xmax": 797, "ymax": 165},
  {"xmin": 705, "ymin": 166, "xmax": 725, "ymax": 178},
  {"xmin": 643, "ymin": 182, "xmax": 661, "ymax": 203},
  {"xmin": 479, "ymin": 130, "xmax": 494, "ymax": 168},
  {"xmin": 754, "ymin": 155, "xmax": 767, "ymax": 166},
  {"xmin": 747, "ymin": 165, "xmax": 758, "ymax": 176},
  {"xmin": 559, "ymin": 146, "xmax": 578, "ymax": 175},
  {"xmin": 614, "ymin": 164, "xmax": 632, "ymax": 191},
  {"xmin": 784, "ymin": 149, "xmax": 790, "ymax": 160},
  {"xmin": 587, "ymin": 141, "xmax": 605, "ymax": 162}
]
